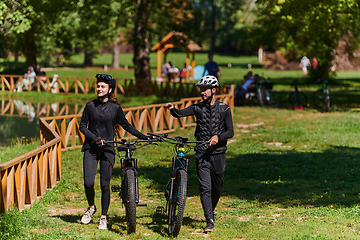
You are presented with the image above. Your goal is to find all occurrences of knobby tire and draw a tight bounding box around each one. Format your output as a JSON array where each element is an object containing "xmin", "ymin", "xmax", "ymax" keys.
[
  {"xmin": 125, "ymin": 169, "xmax": 136, "ymax": 233},
  {"xmin": 168, "ymin": 170, "xmax": 187, "ymax": 237}
]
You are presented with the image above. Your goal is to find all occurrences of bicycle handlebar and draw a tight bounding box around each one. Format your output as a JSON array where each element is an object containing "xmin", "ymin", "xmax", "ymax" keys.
[
  {"xmin": 147, "ymin": 132, "xmax": 210, "ymax": 145},
  {"xmin": 106, "ymin": 139, "xmax": 151, "ymax": 145}
]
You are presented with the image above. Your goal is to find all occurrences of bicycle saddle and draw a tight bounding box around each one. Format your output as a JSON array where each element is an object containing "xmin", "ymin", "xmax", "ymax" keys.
[{"xmin": 117, "ymin": 144, "xmax": 136, "ymax": 152}]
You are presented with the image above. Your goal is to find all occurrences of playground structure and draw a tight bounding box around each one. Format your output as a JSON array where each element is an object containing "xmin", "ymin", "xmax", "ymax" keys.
[{"xmin": 151, "ymin": 31, "xmax": 202, "ymax": 82}]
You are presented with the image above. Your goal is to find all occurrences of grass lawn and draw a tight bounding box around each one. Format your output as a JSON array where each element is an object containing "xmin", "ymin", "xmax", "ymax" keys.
[
  {"xmin": 2, "ymin": 54, "xmax": 360, "ymax": 239},
  {"xmin": 3, "ymin": 106, "xmax": 360, "ymax": 239}
]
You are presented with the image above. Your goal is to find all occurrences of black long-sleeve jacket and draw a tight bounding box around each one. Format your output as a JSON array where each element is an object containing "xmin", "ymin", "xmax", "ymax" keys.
[
  {"xmin": 80, "ymin": 99, "xmax": 147, "ymax": 152},
  {"xmin": 170, "ymin": 100, "xmax": 234, "ymax": 156}
]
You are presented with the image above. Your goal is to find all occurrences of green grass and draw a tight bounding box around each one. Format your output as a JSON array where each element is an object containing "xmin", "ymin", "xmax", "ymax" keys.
[
  {"xmin": 3, "ymin": 106, "xmax": 360, "ymax": 239},
  {"xmin": 3, "ymin": 54, "xmax": 360, "ymax": 238},
  {"xmin": 0, "ymin": 139, "xmax": 40, "ymax": 164}
]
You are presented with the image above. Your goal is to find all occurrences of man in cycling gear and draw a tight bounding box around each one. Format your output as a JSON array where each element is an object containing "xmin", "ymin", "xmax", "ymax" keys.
[{"xmin": 165, "ymin": 75, "xmax": 234, "ymax": 233}]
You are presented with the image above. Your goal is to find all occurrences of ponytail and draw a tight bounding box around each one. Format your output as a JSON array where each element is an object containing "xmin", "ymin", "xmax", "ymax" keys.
[{"xmin": 109, "ymin": 93, "xmax": 121, "ymax": 132}]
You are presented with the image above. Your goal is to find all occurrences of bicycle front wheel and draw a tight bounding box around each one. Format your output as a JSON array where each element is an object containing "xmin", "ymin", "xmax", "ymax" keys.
[
  {"xmin": 168, "ymin": 169, "xmax": 187, "ymax": 237},
  {"xmin": 313, "ymin": 90, "xmax": 330, "ymax": 111},
  {"xmin": 289, "ymin": 91, "xmax": 308, "ymax": 107},
  {"xmin": 124, "ymin": 169, "xmax": 136, "ymax": 233},
  {"xmin": 264, "ymin": 91, "xmax": 279, "ymax": 107},
  {"xmin": 324, "ymin": 92, "xmax": 331, "ymax": 112},
  {"xmin": 257, "ymin": 88, "xmax": 264, "ymax": 106}
]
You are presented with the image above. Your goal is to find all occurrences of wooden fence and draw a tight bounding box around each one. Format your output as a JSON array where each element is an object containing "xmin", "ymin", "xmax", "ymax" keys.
[
  {"xmin": 0, "ymin": 75, "xmax": 232, "ymax": 98},
  {"xmin": 0, "ymin": 118, "xmax": 62, "ymax": 213},
  {"xmin": 0, "ymin": 87, "xmax": 233, "ymax": 212}
]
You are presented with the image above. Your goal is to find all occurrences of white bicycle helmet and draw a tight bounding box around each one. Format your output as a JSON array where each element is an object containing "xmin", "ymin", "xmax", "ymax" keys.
[{"xmin": 195, "ymin": 75, "xmax": 219, "ymax": 88}]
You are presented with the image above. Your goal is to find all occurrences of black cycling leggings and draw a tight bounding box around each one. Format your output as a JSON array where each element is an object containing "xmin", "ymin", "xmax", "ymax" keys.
[{"xmin": 83, "ymin": 149, "xmax": 115, "ymax": 216}]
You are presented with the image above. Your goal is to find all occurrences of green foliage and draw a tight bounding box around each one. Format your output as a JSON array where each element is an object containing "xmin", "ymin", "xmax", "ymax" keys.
[{"xmin": 256, "ymin": 0, "xmax": 360, "ymax": 79}]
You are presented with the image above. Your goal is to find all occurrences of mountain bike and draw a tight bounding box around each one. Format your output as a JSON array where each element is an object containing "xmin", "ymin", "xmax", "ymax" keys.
[
  {"xmin": 313, "ymin": 79, "xmax": 331, "ymax": 112},
  {"xmin": 257, "ymin": 79, "xmax": 279, "ymax": 107},
  {"xmin": 289, "ymin": 80, "xmax": 308, "ymax": 109},
  {"xmin": 107, "ymin": 138, "xmax": 154, "ymax": 233},
  {"xmin": 148, "ymin": 132, "xmax": 209, "ymax": 237}
]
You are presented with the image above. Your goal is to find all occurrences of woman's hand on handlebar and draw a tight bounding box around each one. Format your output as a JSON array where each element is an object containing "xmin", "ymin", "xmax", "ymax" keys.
[{"xmin": 95, "ymin": 137, "xmax": 105, "ymax": 146}]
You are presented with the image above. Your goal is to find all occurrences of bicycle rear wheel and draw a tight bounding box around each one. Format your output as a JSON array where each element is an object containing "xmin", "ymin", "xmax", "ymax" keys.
[
  {"xmin": 289, "ymin": 91, "xmax": 308, "ymax": 107},
  {"xmin": 124, "ymin": 169, "xmax": 136, "ymax": 233},
  {"xmin": 168, "ymin": 169, "xmax": 187, "ymax": 237}
]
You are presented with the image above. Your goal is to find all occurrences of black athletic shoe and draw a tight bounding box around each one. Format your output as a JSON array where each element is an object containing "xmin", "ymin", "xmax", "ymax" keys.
[{"xmin": 204, "ymin": 219, "xmax": 215, "ymax": 233}]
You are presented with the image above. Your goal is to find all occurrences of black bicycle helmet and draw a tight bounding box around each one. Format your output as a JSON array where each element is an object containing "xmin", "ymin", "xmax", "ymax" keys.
[
  {"xmin": 195, "ymin": 75, "xmax": 219, "ymax": 88},
  {"xmin": 96, "ymin": 74, "xmax": 116, "ymax": 90}
]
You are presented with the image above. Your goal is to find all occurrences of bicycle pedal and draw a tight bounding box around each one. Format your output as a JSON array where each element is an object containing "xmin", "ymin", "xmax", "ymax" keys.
[
  {"xmin": 137, "ymin": 203, "xmax": 147, "ymax": 207},
  {"xmin": 156, "ymin": 206, "xmax": 165, "ymax": 215},
  {"xmin": 111, "ymin": 185, "xmax": 121, "ymax": 192}
]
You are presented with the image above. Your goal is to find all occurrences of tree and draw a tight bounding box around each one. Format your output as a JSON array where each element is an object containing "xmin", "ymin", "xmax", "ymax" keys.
[
  {"xmin": 131, "ymin": 0, "xmax": 194, "ymax": 91},
  {"xmin": 256, "ymin": 0, "xmax": 360, "ymax": 79},
  {"xmin": 0, "ymin": 1, "xmax": 35, "ymax": 66}
]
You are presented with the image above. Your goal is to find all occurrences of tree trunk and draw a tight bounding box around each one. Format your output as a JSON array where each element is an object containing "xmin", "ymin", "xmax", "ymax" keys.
[
  {"xmin": 132, "ymin": 0, "xmax": 151, "ymax": 95},
  {"xmin": 84, "ymin": 51, "xmax": 93, "ymax": 67},
  {"xmin": 210, "ymin": 0, "xmax": 216, "ymax": 53},
  {"xmin": 23, "ymin": 30, "xmax": 37, "ymax": 68},
  {"xmin": 14, "ymin": 52, "xmax": 19, "ymax": 64},
  {"xmin": 112, "ymin": 31, "xmax": 120, "ymax": 69}
]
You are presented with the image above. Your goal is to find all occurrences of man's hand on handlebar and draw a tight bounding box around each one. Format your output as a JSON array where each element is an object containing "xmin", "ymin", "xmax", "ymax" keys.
[
  {"xmin": 165, "ymin": 102, "xmax": 174, "ymax": 110},
  {"xmin": 209, "ymin": 135, "xmax": 219, "ymax": 146}
]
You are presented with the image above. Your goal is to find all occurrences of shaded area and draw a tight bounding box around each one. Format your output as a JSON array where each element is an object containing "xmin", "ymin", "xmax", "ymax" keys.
[{"xmin": 137, "ymin": 146, "xmax": 360, "ymax": 208}]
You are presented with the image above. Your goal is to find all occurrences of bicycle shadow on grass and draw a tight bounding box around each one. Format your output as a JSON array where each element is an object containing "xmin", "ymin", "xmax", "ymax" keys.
[{"xmin": 147, "ymin": 212, "xmax": 206, "ymax": 237}]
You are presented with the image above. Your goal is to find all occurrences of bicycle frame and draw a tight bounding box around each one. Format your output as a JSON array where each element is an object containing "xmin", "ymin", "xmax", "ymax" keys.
[
  {"xmin": 109, "ymin": 140, "xmax": 150, "ymax": 204},
  {"xmin": 323, "ymin": 80, "xmax": 329, "ymax": 95},
  {"xmin": 148, "ymin": 132, "xmax": 208, "ymax": 237},
  {"xmin": 166, "ymin": 142, "xmax": 189, "ymax": 206}
]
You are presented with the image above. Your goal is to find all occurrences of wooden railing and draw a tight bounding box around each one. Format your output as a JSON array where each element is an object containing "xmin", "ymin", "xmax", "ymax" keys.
[
  {"xmin": 0, "ymin": 75, "xmax": 232, "ymax": 98},
  {"xmin": 0, "ymin": 118, "xmax": 62, "ymax": 213},
  {"xmin": 44, "ymin": 92, "xmax": 234, "ymax": 151},
  {"xmin": 0, "ymin": 86, "xmax": 233, "ymax": 212}
]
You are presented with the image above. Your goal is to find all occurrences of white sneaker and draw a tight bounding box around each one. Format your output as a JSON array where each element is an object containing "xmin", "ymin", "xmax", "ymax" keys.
[
  {"xmin": 81, "ymin": 206, "xmax": 96, "ymax": 224},
  {"xmin": 98, "ymin": 218, "xmax": 107, "ymax": 230}
]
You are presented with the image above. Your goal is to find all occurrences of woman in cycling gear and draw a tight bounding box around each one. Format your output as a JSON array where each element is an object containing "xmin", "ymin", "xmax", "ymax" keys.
[
  {"xmin": 79, "ymin": 74, "xmax": 148, "ymax": 229},
  {"xmin": 165, "ymin": 75, "xmax": 234, "ymax": 233}
]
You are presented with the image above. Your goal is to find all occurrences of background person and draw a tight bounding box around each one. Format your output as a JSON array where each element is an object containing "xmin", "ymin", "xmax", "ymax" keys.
[
  {"xmin": 234, "ymin": 71, "xmax": 258, "ymax": 104},
  {"xmin": 161, "ymin": 61, "xmax": 171, "ymax": 82},
  {"xmin": 203, "ymin": 53, "xmax": 221, "ymax": 79},
  {"xmin": 300, "ymin": 56, "xmax": 311, "ymax": 75},
  {"xmin": 79, "ymin": 74, "xmax": 149, "ymax": 230},
  {"xmin": 165, "ymin": 75, "xmax": 234, "ymax": 233},
  {"xmin": 16, "ymin": 66, "xmax": 36, "ymax": 92}
]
